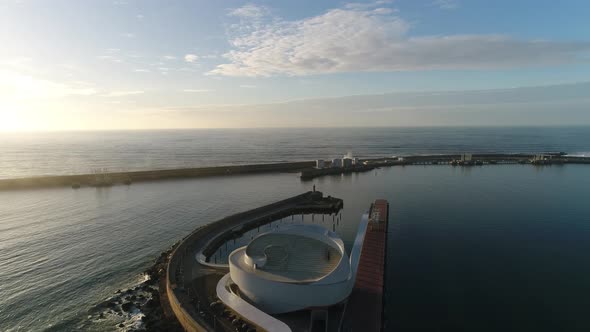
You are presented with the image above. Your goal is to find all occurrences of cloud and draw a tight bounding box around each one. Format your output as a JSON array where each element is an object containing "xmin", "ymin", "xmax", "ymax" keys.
[
  {"xmin": 134, "ymin": 69, "xmax": 150, "ymax": 73},
  {"xmin": 228, "ymin": 4, "xmax": 270, "ymax": 18},
  {"xmin": 184, "ymin": 54, "xmax": 199, "ymax": 63},
  {"xmin": 162, "ymin": 55, "xmax": 177, "ymax": 60},
  {"xmin": 239, "ymin": 84, "xmax": 256, "ymax": 88},
  {"xmin": 102, "ymin": 90, "xmax": 144, "ymax": 97},
  {"xmin": 433, "ymin": 0, "xmax": 459, "ymax": 9},
  {"xmin": 97, "ymin": 55, "xmax": 123, "ymax": 63},
  {"xmin": 0, "ymin": 69, "xmax": 97, "ymax": 100},
  {"xmin": 157, "ymin": 82, "xmax": 590, "ymax": 127},
  {"xmin": 136, "ymin": 14, "xmax": 144, "ymax": 19},
  {"xmin": 121, "ymin": 32, "xmax": 135, "ymax": 38},
  {"xmin": 183, "ymin": 89, "xmax": 214, "ymax": 93},
  {"xmin": 209, "ymin": 5, "xmax": 590, "ymax": 77}
]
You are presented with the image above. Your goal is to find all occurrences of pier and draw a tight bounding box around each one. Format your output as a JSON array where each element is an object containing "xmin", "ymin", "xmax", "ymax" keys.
[
  {"xmin": 164, "ymin": 191, "xmax": 343, "ymax": 332},
  {"xmin": 0, "ymin": 161, "xmax": 314, "ymax": 191},
  {"xmin": 1, "ymin": 153, "xmax": 589, "ymax": 190},
  {"xmin": 342, "ymin": 199, "xmax": 389, "ymax": 332}
]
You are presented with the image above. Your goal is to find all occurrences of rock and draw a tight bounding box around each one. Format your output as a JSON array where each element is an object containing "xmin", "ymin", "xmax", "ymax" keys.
[
  {"xmin": 121, "ymin": 301, "xmax": 133, "ymax": 312},
  {"xmin": 144, "ymin": 299, "xmax": 155, "ymax": 308}
]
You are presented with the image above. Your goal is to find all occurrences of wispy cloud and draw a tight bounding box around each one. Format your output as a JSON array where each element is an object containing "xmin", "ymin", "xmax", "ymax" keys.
[
  {"xmin": 183, "ymin": 89, "xmax": 214, "ymax": 93},
  {"xmin": 433, "ymin": 0, "xmax": 459, "ymax": 9},
  {"xmin": 97, "ymin": 55, "xmax": 123, "ymax": 63},
  {"xmin": 162, "ymin": 55, "xmax": 177, "ymax": 60},
  {"xmin": 228, "ymin": 4, "xmax": 271, "ymax": 18},
  {"xmin": 239, "ymin": 84, "xmax": 256, "ymax": 88},
  {"xmin": 157, "ymin": 82, "xmax": 590, "ymax": 127},
  {"xmin": 209, "ymin": 4, "xmax": 590, "ymax": 77},
  {"xmin": 121, "ymin": 32, "xmax": 135, "ymax": 38},
  {"xmin": 184, "ymin": 54, "xmax": 199, "ymax": 63},
  {"xmin": 102, "ymin": 90, "xmax": 144, "ymax": 97},
  {"xmin": 134, "ymin": 69, "xmax": 150, "ymax": 73},
  {"xmin": 0, "ymin": 68, "xmax": 97, "ymax": 100}
]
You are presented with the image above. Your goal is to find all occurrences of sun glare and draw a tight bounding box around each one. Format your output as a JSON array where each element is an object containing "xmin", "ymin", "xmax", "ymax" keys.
[{"xmin": 0, "ymin": 103, "xmax": 29, "ymax": 132}]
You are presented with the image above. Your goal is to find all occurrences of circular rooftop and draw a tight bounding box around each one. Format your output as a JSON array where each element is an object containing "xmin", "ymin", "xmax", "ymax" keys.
[{"xmin": 242, "ymin": 231, "xmax": 343, "ymax": 283}]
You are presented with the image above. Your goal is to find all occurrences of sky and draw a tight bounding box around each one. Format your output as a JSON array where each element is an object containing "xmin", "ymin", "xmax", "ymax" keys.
[{"xmin": 1, "ymin": 0, "xmax": 589, "ymax": 130}]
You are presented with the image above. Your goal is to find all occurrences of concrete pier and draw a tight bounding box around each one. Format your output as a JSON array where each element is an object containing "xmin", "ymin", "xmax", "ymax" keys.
[
  {"xmin": 0, "ymin": 161, "xmax": 314, "ymax": 191},
  {"xmin": 342, "ymin": 199, "xmax": 389, "ymax": 332},
  {"xmin": 1, "ymin": 154, "xmax": 589, "ymax": 190},
  {"xmin": 164, "ymin": 191, "xmax": 343, "ymax": 332}
]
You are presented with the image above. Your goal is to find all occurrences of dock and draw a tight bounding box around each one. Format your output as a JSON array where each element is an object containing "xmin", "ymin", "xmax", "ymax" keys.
[{"xmin": 342, "ymin": 199, "xmax": 389, "ymax": 332}]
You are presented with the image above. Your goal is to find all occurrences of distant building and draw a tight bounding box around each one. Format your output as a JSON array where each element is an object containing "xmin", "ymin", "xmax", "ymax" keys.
[
  {"xmin": 316, "ymin": 160, "xmax": 325, "ymax": 169},
  {"xmin": 460, "ymin": 153, "xmax": 472, "ymax": 162},
  {"xmin": 343, "ymin": 158, "xmax": 353, "ymax": 168},
  {"xmin": 331, "ymin": 158, "xmax": 342, "ymax": 168},
  {"xmin": 352, "ymin": 157, "xmax": 360, "ymax": 165}
]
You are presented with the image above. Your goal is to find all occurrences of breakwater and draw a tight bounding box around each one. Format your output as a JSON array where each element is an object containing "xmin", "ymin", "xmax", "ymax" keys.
[
  {"xmin": 0, "ymin": 161, "xmax": 314, "ymax": 191},
  {"xmin": 164, "ymin": 191, "xmax": 343, "ymax": 332},
  {"xmin": 1, "ymin": 154, "xmax": 589, "ymax": 190}
]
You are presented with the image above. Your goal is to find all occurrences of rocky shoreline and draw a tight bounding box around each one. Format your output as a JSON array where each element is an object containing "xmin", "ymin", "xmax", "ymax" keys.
[{"xmin": 92, "ymin": 245, "xmax": 183, "ymax": 332}]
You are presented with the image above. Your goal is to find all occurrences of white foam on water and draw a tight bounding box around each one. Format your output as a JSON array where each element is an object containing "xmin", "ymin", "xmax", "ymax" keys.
[{"xmin": 568, "ymin": 152, "xmax": 590, "ymax": 157}]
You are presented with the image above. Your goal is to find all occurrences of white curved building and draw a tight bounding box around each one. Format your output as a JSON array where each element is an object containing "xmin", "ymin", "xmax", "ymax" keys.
[{"xmin": 224, "ymin": 220, "xmax": 368, "ymax": 314}]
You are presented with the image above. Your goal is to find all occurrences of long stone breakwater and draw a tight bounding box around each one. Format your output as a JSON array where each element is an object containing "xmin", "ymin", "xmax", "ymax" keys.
[
  {"xmin": 0, "ymin": 161, "xmax": 314, "ymax": 190},
  {"xmin": 1, "ymin": 153, "xmax": 589, "ymax": 190}
]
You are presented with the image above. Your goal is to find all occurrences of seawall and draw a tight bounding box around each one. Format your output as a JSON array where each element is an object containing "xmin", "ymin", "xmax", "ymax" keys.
[
  {"xmin": 2, "ymin": 154, "xmax": 589, "ymax": 191},
  {"xmin": 0, "ymin": 161, "xmax": 314, "ymax": 191}
]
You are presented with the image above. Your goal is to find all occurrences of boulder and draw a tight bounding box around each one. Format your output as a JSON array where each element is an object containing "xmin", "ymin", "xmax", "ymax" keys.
[{"xmin": 121, "ymin": 301, "xmax": 134, "ymax": 312}]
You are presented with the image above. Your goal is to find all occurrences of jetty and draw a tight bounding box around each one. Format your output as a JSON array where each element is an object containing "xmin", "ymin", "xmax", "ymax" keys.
[
  {"xmin": 342, "ymin": 199, "xmax": 389, "ymax": 332},
  {"xmin": 1, "ymin": 153, "xmax": 589, "ymax": 191},
  {"xmin": 0, "ymin": 161, "xmax": 314, "ymax": 191},
  {"xmin": 159, "ymin": 192, "xmax": 396, "ymax": 332},
  {"xmin": 163, "ymin": 191, "xmax": 343, "ymax": 332}
]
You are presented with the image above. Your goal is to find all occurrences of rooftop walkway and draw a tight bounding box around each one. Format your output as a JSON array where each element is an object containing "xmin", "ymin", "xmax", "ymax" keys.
[{"xmin": 244, "ymin": 233, "xmax": 342, "ymax": 283}]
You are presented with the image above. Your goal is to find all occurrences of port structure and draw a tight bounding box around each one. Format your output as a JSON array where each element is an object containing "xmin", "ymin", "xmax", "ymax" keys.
[{"xmin": 163, "ymin": 191, "xmax": 344, "ymax": 332}]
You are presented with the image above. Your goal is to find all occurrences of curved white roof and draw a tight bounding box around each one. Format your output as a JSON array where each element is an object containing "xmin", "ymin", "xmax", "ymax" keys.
[
  {"xmin": 224, "ymin": 221, "xmax": 368, "ymax": 314},
  {"xmin": 243, "ymin": 231, "xmax": 343, "ymax": 283}
]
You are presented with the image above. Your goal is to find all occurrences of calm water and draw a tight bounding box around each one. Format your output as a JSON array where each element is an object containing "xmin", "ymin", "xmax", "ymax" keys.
[
  {"xmin": 1, "ymin": 165, "xmax": 589, "ymax": 331},
  {"xmin": 1, "ymin": 128, "xmax": 590, "ymax": 331},
  {"xmin": 1, "ymin": 127, "xmax": 590, "ymax": 179}
]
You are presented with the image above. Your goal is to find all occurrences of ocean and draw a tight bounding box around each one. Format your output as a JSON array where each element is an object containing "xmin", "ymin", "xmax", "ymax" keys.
[
  {"xmin": 0, "ymin": 127, "xmax": 589, "ymax": 331},
  {"xmin": 1, "ymin": 127, "xmax": 589, "ymax": 179}
]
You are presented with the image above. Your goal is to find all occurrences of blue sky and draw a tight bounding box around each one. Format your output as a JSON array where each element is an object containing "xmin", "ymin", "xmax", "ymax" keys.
[{"xmin": 1, "ymin": 0, "xmax": 589, "ymax": 130}]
